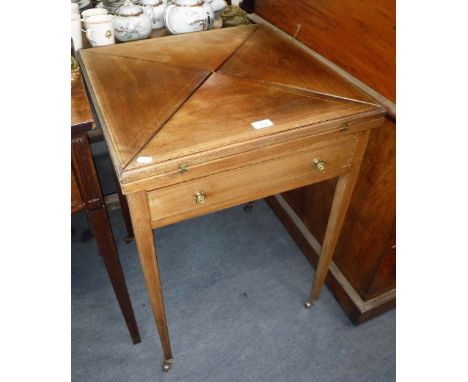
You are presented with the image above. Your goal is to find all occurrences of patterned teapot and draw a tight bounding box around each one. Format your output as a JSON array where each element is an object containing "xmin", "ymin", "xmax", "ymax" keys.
[
  {"xmin": 164, "ymin": 0, "xmax": 214, "ymax": 35},
  {"xmin": 140, "ymin": 0, "xmax": 167, "ymax": 29},
  {"xmin": 113, "ymin": 0, "xmax": 152, "ymax": 42},
  {"xmin": 206, "ymin": 0, "xmax": 226, "ymax": 17}
]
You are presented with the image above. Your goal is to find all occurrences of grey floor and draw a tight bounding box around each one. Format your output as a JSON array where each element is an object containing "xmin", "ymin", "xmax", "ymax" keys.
[{"xmin": 71, "ymin": 143, "xmax": 395, "ymax": 382}]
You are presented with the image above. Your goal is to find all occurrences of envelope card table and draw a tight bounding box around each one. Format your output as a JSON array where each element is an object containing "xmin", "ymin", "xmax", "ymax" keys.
[{"xmin": 78, "ymin": 24, "xmax": 385, "ymax": 371}]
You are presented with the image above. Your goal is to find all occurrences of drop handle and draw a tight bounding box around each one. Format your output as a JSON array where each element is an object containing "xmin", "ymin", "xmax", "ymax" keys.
[
  {"xmin": 194, "ymin": 191, "xmax": 207, "ymax": 205},
  {"xmin": 313, "ymin": 158, "xmax": 326, "ymax": 171}
]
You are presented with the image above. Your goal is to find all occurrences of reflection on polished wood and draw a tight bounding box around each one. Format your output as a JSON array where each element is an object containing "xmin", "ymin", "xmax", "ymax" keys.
[
  {"xmin": 78, "ymin": 25, "xmax": 385, "ymax": 370},
  {"xmin": 256, "ymin": 0, "xmax": 396, "ymax": 102}
]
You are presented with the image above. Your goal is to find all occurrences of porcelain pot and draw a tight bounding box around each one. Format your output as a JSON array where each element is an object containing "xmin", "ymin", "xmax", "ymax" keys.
[
  {"xmin": 113, "ymin": 0, "xmax": 152, "ymax": 41},
  {"xmin": 164, "ymin": 0, "xmax": 214, "ymax": 35},
  {"xmin": 206, "ymin": 0, "xmax": 226, "ymax": 17},
  {"xmin": 141, "ymin": 0, "xmax": 167, "ymax": 29}
]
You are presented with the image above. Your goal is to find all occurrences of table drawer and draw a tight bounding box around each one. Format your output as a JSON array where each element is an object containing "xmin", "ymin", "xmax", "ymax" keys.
[{"xmin": 147, "ymin": 135, "xmax": 358, "ymax": 228}]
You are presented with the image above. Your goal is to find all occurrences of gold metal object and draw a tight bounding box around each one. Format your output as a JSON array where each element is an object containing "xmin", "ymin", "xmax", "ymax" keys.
[
  {"xmin": 71, "ymin": 56, "xmax": 81, "ymax": 88},
  {"xmin": 340, "ymin": 122, "xmax": 349, "ymax": 131},
  {"xmin": 193, "ymin": 191, "xmax": 207, "ymax": 205},
  {"xmin": 221, "ymin": 5, "xmax": 251, "ymax": 26},
  {"xmin": 179, "ymin": 163, "xmax": 189, "ymax": 174},
  {"xmin": 304, "ymin": 298, "xmax": 317, "ymax": 309},
  {"xmin": 162, "ymin": 359, "xmax": 173, "ymax": 372},
  {"xmin": 313, "ymin": 159, "xmax": 326, "ymax": 171}
]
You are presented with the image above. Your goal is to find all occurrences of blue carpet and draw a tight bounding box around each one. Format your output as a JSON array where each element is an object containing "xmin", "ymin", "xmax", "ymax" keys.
[{"xmin": 72, "ymin": 201, "xmax": 395, "ymax": 382}]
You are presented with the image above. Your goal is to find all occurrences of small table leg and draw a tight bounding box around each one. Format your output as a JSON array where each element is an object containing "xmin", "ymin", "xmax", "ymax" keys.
[
  {"xmin": 72, "ymin": 132, "xmax": 141, "ymax": 344},
  {"xmin": 127, "ymin": 191, "xmax": 174, "ymax": 371},
  {"xmin": 243, "ymin": 201, "xmax": 255, "ymax": 212},
  {"xmin": 87, "ymin": 205, "xmax": 141, "ymax": 344},
  {"xmin": 305, "ymin": 132, "xmax": 369, "ymax": 307}
]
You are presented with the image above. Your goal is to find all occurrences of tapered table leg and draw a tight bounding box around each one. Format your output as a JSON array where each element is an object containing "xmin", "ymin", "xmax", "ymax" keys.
[
  {"xmin": 72, "ymin": 132, "xmax": 141, "ymax": 344},
  {"xmin": 127, "ymin": 191, "xmax": 174, "ymax": 372},
  {"xmin": 87, "ymin": 206, "xmax": 142, "ymax": 344},
  {"xmin": 305, "ymin": 131, "xmax": 369, "ymax": 307}
]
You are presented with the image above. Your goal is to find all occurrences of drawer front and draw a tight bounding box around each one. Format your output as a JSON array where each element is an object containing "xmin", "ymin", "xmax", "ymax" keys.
[{"xmin": 147, "ymin": 135, "xmax": 358, "ymax": 228}]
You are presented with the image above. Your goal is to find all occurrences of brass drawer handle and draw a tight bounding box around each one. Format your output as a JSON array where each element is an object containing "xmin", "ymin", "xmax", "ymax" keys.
[
  {"xmin": 194, "ymin": 191, "xmax": 207, "ymax": 205},
  {"xmin": 313, "ymin": 158, "xmax": 326, "ymax": 171}
]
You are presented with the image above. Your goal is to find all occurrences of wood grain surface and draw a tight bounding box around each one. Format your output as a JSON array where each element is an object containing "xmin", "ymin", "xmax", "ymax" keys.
[
  {"xmin": 120, "ymin": 119, "xmax": 383, "ymax": 194},
  {"xmin": 125, "ymin": 73, "xmax": 379, "ymax": 173},
  {"xmin": 255, "ymin": 0, "xmax": 396, "ymax": 102},
  {"xmin": 71, "ymin": 131, "xmax": 141, "ymax": 344},
  {"xmin": 126, "ymin": 192, "xmax": 173, "ymax": 362},
  {"xmin": 218, "ymin": 25, "xmax": 377, "ymax": 104},
  {"xmin": 78, "ymin": 25, "xmax": 384, "ymax": 188},
  {"xmin": 71, "ymin": 77, "xmax": 94, "ymax": 128},
  {"xmin": 88, "ymin": 25, "xmax": 257, "ymax": 70},
  {"xmin": 71, "ymin": 170, "xmax": 85, "ymax": 213},
  {"xmin": 79, "ymin": 51, "xmax": 209, "ymax": 169},
  {"xmin": 147, "ymin": 134, "xmax": 358, "ymax": 228}
]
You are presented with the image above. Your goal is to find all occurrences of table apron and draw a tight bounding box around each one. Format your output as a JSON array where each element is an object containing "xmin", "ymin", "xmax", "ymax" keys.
[{"xmin": 146, "ymin": 134, "xmax": 359, "ymax": 228}]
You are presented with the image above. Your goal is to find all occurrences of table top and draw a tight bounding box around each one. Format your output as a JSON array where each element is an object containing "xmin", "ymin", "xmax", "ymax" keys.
[
  {"xmin": 78, "ymin": 24, "xmax": 385, "ymax": 186},
  {"xmin": 71, "ymin": 76, "xmax": 93, "ymax": 131}
]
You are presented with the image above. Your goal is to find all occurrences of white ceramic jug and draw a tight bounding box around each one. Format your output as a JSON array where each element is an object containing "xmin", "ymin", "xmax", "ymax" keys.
[
  {"xmin": 71, "ymin": 12, "xmax": 83, "ymax": 50},
  {"xmin": 164, "ymin": 0, "xmax": 214, "ymax": 35},
  {"xmin": 113, "ymin": 0, "xmax": 152, "ymax": 41},
  {"xmin": 141, "ymin": 0, "xmax": 167, "ymax": 29}
]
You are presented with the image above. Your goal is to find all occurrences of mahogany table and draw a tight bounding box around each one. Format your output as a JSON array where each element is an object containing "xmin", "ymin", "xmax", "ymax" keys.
[
  {"xmin": 78, "ymin": 24, "xmax": 385, "ymax": 371},
  {"xmin": 71, "ymin": 76, "xmax": 140, "ymax": 344}
]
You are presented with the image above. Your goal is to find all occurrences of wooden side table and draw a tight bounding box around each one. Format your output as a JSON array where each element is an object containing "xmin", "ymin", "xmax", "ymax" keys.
[
  {"xmin": 79, "ymin": 25, "xmax": 386, "ymax": 370},
  {"xmin": 71, "ymin": 76, "xmax": 141, "ymax": 344}
]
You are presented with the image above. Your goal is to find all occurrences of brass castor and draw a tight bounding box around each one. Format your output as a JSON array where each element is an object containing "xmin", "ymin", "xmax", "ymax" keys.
[
  {"xmin": 244, "ymin": 201, "xmax": 255, "ymax": 212},
  {"xmin": 304, "ymin": 298, "xmax": 317, "ymax": 309},
  {"xmin": 162, "ymin": 360, "xmax": 173, "ymax": 372}
]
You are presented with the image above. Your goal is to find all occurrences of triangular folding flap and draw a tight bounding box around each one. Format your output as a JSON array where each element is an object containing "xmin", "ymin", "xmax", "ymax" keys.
[
  {"xmin": 125, "ymin": 73, "xmax": 379, "ymax": 170},
  {"xmin": 85, "ymin": 24, "xmax": 258, "ymax": 72},
  {"xmin": 218, "ymin": 26, "xmax": 377, "ymax": 104},
  {"xmin": 80, "ymin": 50, "xmax": 210, "ymax": 167}
]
